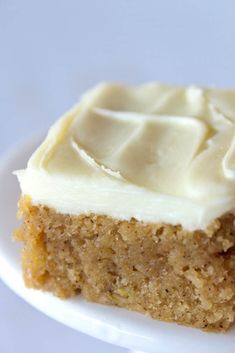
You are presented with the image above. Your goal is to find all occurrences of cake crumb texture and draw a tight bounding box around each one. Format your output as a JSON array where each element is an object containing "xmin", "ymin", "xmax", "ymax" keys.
[{"xmin": 15, "ymin": 197, "xmax": 235, "ymax": 332}]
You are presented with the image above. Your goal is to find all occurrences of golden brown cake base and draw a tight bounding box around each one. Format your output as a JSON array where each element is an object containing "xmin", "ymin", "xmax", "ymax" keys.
[{"xmin": 15, "ymin": 197, "xmax": 235, "ymax": 332}]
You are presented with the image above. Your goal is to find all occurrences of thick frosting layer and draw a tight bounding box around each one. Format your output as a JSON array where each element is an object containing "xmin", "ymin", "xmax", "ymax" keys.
[{"xmin": 16, "ymin": 83, "xmax": 235, "ymax": 230}]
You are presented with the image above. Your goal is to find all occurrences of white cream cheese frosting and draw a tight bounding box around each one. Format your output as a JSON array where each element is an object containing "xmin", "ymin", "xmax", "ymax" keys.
[{"xmin": 15, "ymin": 82, "xmax": 235, "ymax": 230}]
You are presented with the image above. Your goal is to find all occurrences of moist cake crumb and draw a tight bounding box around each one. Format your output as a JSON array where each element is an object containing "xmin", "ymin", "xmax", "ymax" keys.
[{"xmin": 15, "ymin": 196, "xmax": 235, "ymax": 332}]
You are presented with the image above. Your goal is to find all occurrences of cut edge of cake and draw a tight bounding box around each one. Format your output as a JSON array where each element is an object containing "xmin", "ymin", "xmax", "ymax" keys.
[{"xmin": 15, "ymin": 196, "xmax": 235, "ymax": 332}]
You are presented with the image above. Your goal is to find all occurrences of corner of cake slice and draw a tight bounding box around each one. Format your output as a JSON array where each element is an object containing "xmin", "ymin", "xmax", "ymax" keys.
[{"xmin": 14, "ymin": 82, "xmax": 235, "ymax": 332}]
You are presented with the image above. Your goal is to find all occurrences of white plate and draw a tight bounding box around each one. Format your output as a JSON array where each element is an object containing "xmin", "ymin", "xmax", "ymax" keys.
[{"xmin": 0, "ymin": 135, "xmax": 235, "ymax": 353}]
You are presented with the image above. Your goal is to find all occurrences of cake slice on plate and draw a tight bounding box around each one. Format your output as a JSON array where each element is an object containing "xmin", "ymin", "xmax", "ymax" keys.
[{"xmin": 15, "ymin": 83, "xmax": 235, "ymax": 331}]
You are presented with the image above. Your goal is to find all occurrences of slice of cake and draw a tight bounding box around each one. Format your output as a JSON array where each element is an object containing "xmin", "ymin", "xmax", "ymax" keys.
[{"xmin": 15, "ymin": 83, "xmax": 235, "ymax": 332}]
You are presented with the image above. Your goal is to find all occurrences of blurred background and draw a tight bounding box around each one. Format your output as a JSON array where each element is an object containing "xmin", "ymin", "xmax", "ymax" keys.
[{"xmin": 1, "ymin": 0, "xmax": 235, "ymax": 352}]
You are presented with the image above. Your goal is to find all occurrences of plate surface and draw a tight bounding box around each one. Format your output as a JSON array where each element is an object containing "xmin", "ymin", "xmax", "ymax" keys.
[{"xmin": 0, "ymin": 135, "xmax": 235, "ymax": 353}]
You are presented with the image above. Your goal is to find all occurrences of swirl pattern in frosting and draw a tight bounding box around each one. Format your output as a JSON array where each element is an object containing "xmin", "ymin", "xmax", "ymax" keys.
[{"xmin": 16, "ymin": 83, "xmax": 235, "ymax": 230}]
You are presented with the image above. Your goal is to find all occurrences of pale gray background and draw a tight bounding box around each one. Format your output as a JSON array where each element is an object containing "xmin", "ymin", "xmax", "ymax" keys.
[{"xmin": 1, "ymin": 0, "xmax": 235, "ymax": 352}]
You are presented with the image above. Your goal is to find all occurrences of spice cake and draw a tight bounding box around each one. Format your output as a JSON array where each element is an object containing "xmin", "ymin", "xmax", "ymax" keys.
[{"xmin": 15, "ymin": 83, "xmax": 235, "ymax": 331}]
